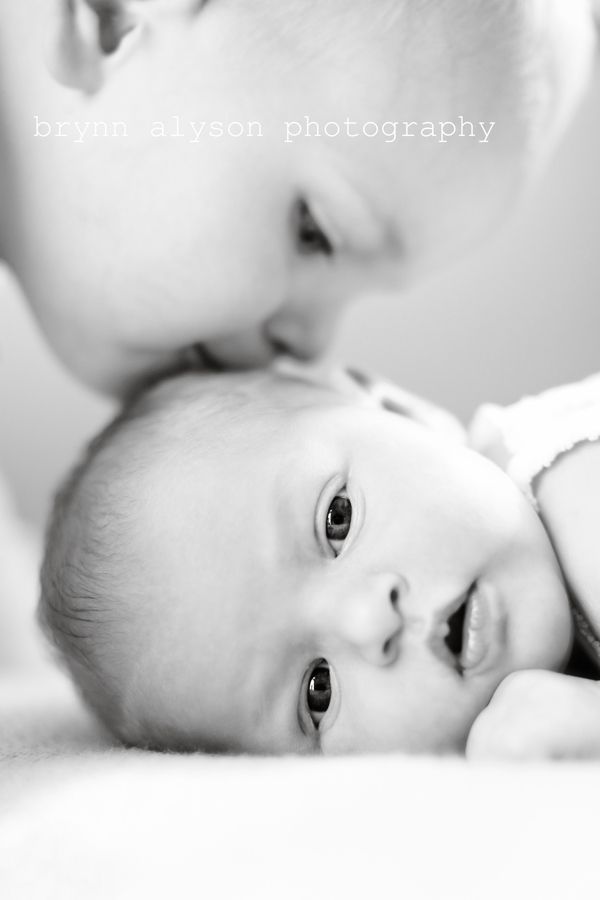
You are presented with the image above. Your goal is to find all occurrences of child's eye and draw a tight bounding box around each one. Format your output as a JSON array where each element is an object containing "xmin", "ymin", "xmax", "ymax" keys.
[
  {"xmin": 326, "ymin": 493, "xmax": 352, "ymax": 555},
  {"xmin": 306, "ymin": 659, "xmax": 332, "ymax": 728},
  {"xmin": 297, "ymin": 199, "xmax": 333, "ymax": 257}
]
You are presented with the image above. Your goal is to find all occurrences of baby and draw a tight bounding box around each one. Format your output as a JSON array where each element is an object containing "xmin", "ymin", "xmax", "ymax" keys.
[
  {"xmin": 0, "ymin": 0, "xmax": 596, "ymax": 394},
  {"xmin": 39, "ymin": 362, "xmax": 600, "ymax": 758}
]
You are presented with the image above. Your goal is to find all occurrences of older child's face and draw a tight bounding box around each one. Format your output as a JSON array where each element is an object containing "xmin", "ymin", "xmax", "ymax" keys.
[
  {"xmin": 11, "ymin": 0, "xmax": 594, "ymax": 390},
  {"xmin": 126, "ymin": 375, "xmax": 571, "ymax": 754}
]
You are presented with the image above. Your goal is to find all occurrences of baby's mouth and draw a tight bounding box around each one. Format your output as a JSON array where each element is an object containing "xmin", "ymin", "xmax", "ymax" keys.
[
  {"xmin": 435, "ymin": 581, "xmax": 503, "ymax": 677},
  {"xmin": 444, "ymin": 592, "xmax": 469, "ymax": 662}
]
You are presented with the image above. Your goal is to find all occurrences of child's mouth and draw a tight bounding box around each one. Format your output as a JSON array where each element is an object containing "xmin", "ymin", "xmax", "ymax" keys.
[
  {"xmin": 444, "ymin": 592, "xmax": 469, "ymax": 661},
  {"xmin": 438, "ymin": 581, "xmax": 506, "ymax": 677}
]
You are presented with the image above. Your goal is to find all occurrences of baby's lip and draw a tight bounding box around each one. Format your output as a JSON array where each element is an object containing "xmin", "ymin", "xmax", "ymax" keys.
[{"xmin": 429, "ymin": 581, "xmax": 507, "ymax": 677}]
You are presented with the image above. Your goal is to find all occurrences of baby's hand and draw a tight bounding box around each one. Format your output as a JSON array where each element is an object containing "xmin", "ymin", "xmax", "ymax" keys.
[{"xmin": 466, "ymin": 670, "xmax": 600, "ymax": 761}]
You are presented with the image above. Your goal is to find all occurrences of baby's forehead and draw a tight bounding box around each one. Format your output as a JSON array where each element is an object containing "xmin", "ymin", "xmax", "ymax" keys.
[{"xmin": 149, "ymin": 369, "xmax": 357, "ymax": 426}]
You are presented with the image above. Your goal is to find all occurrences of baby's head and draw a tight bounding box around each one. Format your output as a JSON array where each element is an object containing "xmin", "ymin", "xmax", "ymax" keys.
[
  {"xmin": 41, "ymin": 364, "xmax": 571, "ymax": 754},
  {"xmin": 6, "ymin": 0, "xmax": 595, "ymax": 389}
]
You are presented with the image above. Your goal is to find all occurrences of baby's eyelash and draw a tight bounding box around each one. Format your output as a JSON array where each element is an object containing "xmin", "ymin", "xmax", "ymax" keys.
[
  {"xmin": 299, "ymin": 659, "xmax": 334, "ymax": 738},
  {"xmin": 306, "ymin": 659, "xmax": 332, "ymax": 728},
  {"xmin": 296, "ymin": 199, "xmax": 333, "ymax": 257},
  {"xmin": 325, "ymin": 490, "xmax": 352, "ymax": 557}
]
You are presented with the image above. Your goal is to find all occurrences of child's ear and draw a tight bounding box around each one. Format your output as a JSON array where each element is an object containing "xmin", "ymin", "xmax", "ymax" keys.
[
  {"xmin": 49, "ymin": 1, "xmax": 203, "ymax": 94},
  {"xmin": 49, "ymin": 0, "xmax": 139, "ymax": 93}
]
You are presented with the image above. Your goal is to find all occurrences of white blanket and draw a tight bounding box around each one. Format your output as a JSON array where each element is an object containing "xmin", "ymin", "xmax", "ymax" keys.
[{"xmin": 1, "ymin": 475, "xmax": 598, "ymax": 900}]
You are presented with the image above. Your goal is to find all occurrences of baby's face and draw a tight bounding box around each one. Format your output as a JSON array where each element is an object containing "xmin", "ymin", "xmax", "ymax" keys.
[
  {"xmin": 122, "ymin": 371, "xmax": 571, "ymax": 754},
  {"xmin": 14, "ymin": 0, "xmax": 594, "ymax": 390}
]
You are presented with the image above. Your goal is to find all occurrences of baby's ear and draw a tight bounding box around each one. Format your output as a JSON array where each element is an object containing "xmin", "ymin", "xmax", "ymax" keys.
[
  {"xmin": 49, "ymin": 0, "xmax": 139, "ymax": 93},
  {"xmin": 48, "ymin": 1, "xmax": 201, "ymax": 94}
]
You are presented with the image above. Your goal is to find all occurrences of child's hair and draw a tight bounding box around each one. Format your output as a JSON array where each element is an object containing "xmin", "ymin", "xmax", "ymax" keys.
[
  {"xmin": 39, "ymin": 372, "xmax": 268, "ymax": 741},
  {"xmin": 39, "ymin": 369, "xmax": 335, "ymax": 744}
]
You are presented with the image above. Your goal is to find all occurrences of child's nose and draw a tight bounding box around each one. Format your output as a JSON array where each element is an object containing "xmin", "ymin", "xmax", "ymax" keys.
[
  {"xmin": 265, "ymin": 302, "xmax": 341, "ymax": 361},
  {"xmin": 197, "ymin": 307, "xmax": 338, "ymax": 370},
  {"xmin": 329, "ymin": 575, "xmax": 404, "ymax": 667}
]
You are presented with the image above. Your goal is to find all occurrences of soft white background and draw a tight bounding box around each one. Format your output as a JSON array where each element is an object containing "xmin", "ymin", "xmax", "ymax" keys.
[{"xmin": 1, "ymin": 65, "xmax": 599, "ymax": 526}]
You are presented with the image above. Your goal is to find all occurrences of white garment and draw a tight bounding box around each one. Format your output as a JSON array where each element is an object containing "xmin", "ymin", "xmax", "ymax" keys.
[
  {"xmin": 469, "ymin": 374, "xmax": 600, "ymax": 664},
  {"xmin": 469, "ymin": 373, "xmax": 600, "ymax": 510}
]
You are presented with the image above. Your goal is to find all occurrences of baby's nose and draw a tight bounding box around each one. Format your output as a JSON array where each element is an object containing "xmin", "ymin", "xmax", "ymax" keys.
[
  {"xmin": 198, "ymin": 312, "xmax": 334, "ymax": 370},
  {"xmin": 332, "ymin": 575, "xmax": 404, "ymax": 666},
  {"xmin": 199, "ymin": 327, "xmax": 285, "ymax": 369},
  {"xmin": 265, "ymin": 304, "xmax": 340, "ymax": 362}
]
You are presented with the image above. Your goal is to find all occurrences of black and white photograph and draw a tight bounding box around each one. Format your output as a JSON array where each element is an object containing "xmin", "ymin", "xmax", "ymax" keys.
[{"xmin": 1, "ymin": 2, "xmax": 600, "ymax": 897}]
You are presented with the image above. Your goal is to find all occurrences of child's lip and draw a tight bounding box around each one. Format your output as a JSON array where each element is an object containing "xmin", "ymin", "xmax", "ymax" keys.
[
  {"xmin": 460, "ymin": 581, "xmax": 507, "ymax": 676},
  {"xmin": 431, "ymin": 581, "xmax": 507, "ymax": 677}
]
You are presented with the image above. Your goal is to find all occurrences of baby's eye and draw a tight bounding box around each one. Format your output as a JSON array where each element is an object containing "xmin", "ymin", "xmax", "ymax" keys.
[
  {"xmin": 296, "ymin": 199, "xmax": 333, "ymax": 257},
  {"xmin": 326, "ymin": 493, "xmax": 352, "ymax": 555},
  {"xmin": 306, "ymin": 660, "xmax": 332, "ymax": 729}
]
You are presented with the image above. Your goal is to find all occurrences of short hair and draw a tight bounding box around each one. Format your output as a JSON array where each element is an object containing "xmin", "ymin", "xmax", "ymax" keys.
[
  {"xmin": 38, "ymin": 370, "xmax": 278, "ymax": 741},
  {"xmin": 39, "ymin": 368, "xmax": 334, "ymax": 743}
]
